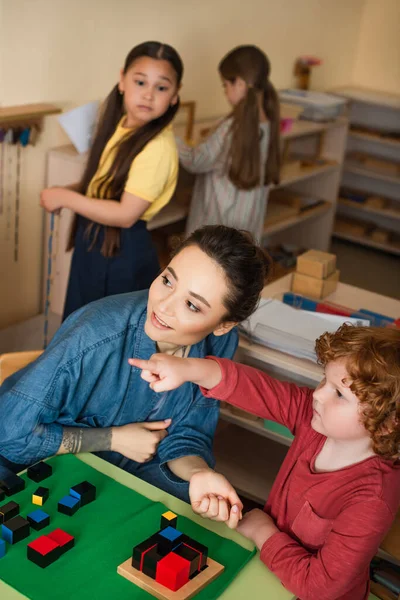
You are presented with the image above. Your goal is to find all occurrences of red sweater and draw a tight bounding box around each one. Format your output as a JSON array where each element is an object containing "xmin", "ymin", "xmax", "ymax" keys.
[{"xmin": 202, "ymin": 358, "xmax": 400, "ymax": 600}]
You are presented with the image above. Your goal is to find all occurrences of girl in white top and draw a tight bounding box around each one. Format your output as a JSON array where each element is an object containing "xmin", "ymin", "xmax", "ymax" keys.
[{"xmin": 177, "ymin": 45, "xmax": 280, "ymax": 239}]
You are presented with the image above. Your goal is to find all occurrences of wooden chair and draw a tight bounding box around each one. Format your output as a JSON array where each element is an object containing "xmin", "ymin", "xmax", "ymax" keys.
[{"xmin": 0, "ymin": 350, "xmax": 43, "ymax": 385}]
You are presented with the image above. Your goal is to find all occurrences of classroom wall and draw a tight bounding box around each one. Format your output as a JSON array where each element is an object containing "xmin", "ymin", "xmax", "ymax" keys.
[
  {"xmin": 0, "ymin": 0, "xmax": 368, "ymax": 329},
  {"xmin": 352, "ymin": 0, "xmax": 400, "ymax": 95}
]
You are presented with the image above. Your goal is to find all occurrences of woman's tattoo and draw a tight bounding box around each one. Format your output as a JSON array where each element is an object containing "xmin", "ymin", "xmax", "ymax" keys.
[{"xmin": 62, "ymin": 427, "xmax": 112, "ymax": 454}]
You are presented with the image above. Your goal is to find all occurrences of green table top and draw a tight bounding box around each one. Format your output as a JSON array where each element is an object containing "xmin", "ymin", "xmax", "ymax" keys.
[{"xmin": 0, "ymin": 455, "xmax": 379, "ymax": 600}]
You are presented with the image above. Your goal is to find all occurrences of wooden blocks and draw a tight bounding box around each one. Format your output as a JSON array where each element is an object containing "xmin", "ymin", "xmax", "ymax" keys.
[
  {"xmin": 69, "ymin": 481, "xmax": 96, "ymax": 507},
  {"xmin": 0, "ymin": 474, "xmax": 25, "ymax": 497},
  {"xmin": 58, "ymin": 495, "xmax": 80, "ymax": 516},
  {"xmin": 296, "ymin": 249, "xmax": 336, "ymax": 279},
  {"xmin": 27, "ymin": 509, "xmax": 50, "ymax": 531},
  {"xmin": 27, "ymin": 528, "xmax": 74, "ymax": 568},
  {"xmin": 27, "ymin": 461, "xmax": 53, "ymax": 483},
  {"xmin": 57, "ymin": 480, "xmax": 96, "ymax": 516},
  {"xmin": 0, "ymin": 539, "xmax": 5, "ymax": 559},
  {"xmin": 1, "ymin": 516, "xmax": 30, "ymax": 544},
  {"xmin": 292, "ymin": 249, "xmax": 339, "ymax": 300},
  {"xmin": 160, "ymin": 511, "xmax": 178, "ymax": 530},
  {"xmin": 32, "ymin": 487, "xmax": 49, "ymax": 506},
  {"xmin": 0, "ymin": 501, "xmax": 19, "ymax": 524},
  {"xmin": 118, "ymin": 512, "xmax": 223, "ymax": 599}
]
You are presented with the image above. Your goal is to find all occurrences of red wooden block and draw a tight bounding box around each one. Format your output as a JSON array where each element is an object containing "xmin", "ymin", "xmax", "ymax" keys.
[
  {"xmin": 155, "ymin": 552, "xmax": 190, "ymax": 591},
  {"xmin": 47, "ymin": 529, "xmax": 74, "ymax": 553},
  {"xmin": 28, "ymin": 536, "xmax": 59, "ymax": 556}
]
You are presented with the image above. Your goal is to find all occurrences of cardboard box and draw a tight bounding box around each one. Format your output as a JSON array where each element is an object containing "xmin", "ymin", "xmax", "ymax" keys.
[
  {"xmin": 292, "ymin": 270, "xmax": 340, "ymax": 300},
  {"xmin": 296, "ymin": 250, "xmax": 337, "ymax": 280}
]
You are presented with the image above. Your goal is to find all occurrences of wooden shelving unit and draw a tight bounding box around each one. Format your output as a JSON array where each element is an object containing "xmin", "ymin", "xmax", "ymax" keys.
[
  {"xmin": 331, "ymin": 86, "xmax": 400, "ymax": 254},
  {"xmin": 0, "ymin": 103, "xmax": 61, "ymax": 128}
]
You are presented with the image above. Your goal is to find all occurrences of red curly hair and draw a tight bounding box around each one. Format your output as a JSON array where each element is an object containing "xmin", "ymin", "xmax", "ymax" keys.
[{"xmin": 315, "ymin": 324, "xmax": 400, "ymax": 461}]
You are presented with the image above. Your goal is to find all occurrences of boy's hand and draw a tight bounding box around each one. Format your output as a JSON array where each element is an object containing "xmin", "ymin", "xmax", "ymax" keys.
[
  {"xmin": 189, "ymin": 470, "xmax": 243, "ymax": 529},
  {"xmin": 129, "ymin": 355, "xmax": 187, "ymax": 392},
  {"xmin": 111, "ymin": 420, "xmax": 171, "ymax": 463},
  {"xmin": 236, "ymin": 509, "xmax": 279, "ymax": 550}
]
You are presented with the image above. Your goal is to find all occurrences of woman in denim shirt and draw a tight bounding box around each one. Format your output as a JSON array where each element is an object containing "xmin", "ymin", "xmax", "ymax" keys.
[{"xmin": 0, "ymin": 226, "xmax": 268, "ymax": 502}]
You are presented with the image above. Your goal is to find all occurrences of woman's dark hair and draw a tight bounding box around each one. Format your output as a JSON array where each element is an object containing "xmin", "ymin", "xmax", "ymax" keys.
[
  {"xmin": 68, "ymin": 41, "xmax": 184, "ymax": 257},
  {"xmin": 174, "ymin": 225, "xmax": 270, "ymax": 322},
  {"xmin": 219, "ymin": 45, "xmax": 280, "ymax": 190}
]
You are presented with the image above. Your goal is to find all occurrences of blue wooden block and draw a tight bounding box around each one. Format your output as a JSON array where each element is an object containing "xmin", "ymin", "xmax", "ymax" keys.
[
  {"xmin": 58, "ymin": 495, "xmax": 80, "ymax": 516},
  {"xmin": 27, "ymin": 509, "xmax": 50, "ymax": 530},
  {"xmin": 158, "ymin": 526, "xmax": 182, "ymax": 542},
  {"xmin": 0, "ymin": 539, "xmax": 5, "ymax": 558}
]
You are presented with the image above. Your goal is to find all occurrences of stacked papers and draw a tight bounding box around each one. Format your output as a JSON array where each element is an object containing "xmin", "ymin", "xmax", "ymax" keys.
[{"xmin": 239, "ymin": 299, "xmax": 370, "ymax": 362}]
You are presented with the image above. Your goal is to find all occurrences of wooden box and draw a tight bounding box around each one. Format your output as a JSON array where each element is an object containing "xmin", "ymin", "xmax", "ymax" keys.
[
  {"xmin": 292, "ymin": 270, "xmax": 340, "ymax": 300},
  {"xmin": 296, "ymin": 250, "xmax": 337, "ymax": 280}
]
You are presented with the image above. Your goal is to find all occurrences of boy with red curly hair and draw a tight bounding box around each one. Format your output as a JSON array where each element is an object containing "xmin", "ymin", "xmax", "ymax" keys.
[{"xmin": 131, "ymin": 325, "xmax": 400, "ymax": 600}]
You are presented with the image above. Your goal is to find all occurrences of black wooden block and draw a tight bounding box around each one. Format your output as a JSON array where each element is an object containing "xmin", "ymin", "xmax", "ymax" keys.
[
  {"xmin": 0, "ymin": 501, "xmax": 19, "ymax": 524},
  {"xmin": 2, "ymin": 516, "xmax": 30, "ymax": 544},
  {"xmin": 0, "ymin": 474, "xmax": 25, "ymax": 496},
  {"xmin": 70, "ymin": 481, "xmax": 96, "ymax": 507},
  {"xmin": 27, "ymin": 461, "xmax": 53, "ymax": 483}
]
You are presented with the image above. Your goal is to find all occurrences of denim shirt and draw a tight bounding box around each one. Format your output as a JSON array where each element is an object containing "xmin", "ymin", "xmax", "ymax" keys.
[{"xmin": 0, "ymin": 290, "xmax": 238, "ymax": 479}]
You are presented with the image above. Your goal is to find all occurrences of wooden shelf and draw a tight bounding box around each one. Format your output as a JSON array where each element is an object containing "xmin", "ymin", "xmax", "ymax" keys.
[
  {"xmin": 147, "ymin": 201, "xmax": 188, "ymax": 231},
  {"xmin": 331, "ymin": 86, "xmax": 400, "ymax": 110},
  {"xmin": 345, "ymin": 164, "xmax": 400, "ymax": 185},
  {"xmin": 214, "ymin": 422, "xmax": 289, "ymax": 503},
  {"xmin": 281, "ymin": 117, "xmax": 347, "ymax": 140},
  {"xmin": 263, "ymin": 201, "xmax": 331, "ymax": 236},
  {"xmin": 0, "ymin": 103, "xmax": 61, "ymax": 126},
  {"xmin": 333, "ymin": 230, "xmax": 400, "ymax": 256},
  {"xmin": 220, "ymin": 407, "xmax": 293, "ymax": 447},
  {"xmin": 338, "ymin": 198, "xmax": 400, "ymax": 221},
  {"xmin": 277, "ymin": 162, "xmax": 339, "ymax": 188},
  {"xmin": 349, "ymin": 130, "xmax": 400, "ymax": 150}
]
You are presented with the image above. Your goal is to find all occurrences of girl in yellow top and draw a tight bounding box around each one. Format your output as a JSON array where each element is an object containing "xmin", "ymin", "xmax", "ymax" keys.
[{"xmin": 40, "ymin": 41, "xmax": 182, "ymax": 320}]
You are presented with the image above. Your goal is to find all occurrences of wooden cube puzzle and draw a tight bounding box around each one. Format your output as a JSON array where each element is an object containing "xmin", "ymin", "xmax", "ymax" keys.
[{"xmin": 117, "ymin": 511, "xmax": 224, "ymax": 600}]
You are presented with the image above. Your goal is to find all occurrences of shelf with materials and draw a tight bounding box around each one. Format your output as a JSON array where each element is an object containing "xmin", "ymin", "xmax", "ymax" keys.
[
  {"xmin": 263, "ymin": 200, "xmax": 331, "ymax": 237},
  {"xmin": 331, "ymin": 86, "xmax": 400, "ymax": 255},
  {"xmin": 337, "ymin": 197, "xmax": 400, "ymax": 222},
  {"xmin": 332, "ymin": 230, "xmax": 400, "ymax": 256},
  {"xmin": 349, "ymin": 129, "xmax": 400, "ymax": 151},
  {"xmin": 344, "ymin": 163, "xmax": 400, "ymax": 186}
]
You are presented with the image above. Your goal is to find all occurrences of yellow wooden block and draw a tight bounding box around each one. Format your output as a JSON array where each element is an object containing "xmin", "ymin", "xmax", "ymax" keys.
[
  {"xmin": 32, "ymin": 495, "xmax": 43, "ymax": 506},
  {"xmin": 292, "ymin": 270, "xmax": 340, "ymax": 300},
  {"xmin": 296, "ymin": 249, "xmax": 337, "ymax": 280},
  {"xmin": 162, "ymin": 511, "xmax": 177, "ymax": 520}
]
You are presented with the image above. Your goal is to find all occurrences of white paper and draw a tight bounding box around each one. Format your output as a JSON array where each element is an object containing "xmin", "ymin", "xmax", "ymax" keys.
[
  {"xmin": 58, "ymin": 101, "xmax": 100, "ymax": 154},
  {"xmin": 239, "ymin": 299, "xmax": 369, "ymax": 362}
]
